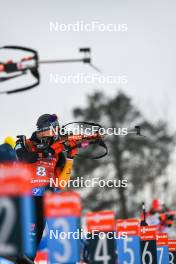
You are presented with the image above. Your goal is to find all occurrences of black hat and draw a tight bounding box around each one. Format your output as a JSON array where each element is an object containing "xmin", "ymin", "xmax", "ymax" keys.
[{"xmin": 36, "ymin": 114, "xmax": 59, "ymax": 131}]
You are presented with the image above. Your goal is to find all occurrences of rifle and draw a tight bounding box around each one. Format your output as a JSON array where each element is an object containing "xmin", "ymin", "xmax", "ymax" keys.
[
  {"xmin": 51, "ymin": 121, "xmax": 144, "ymax": 159},
  {"xmin": 17, "ymin": 122, "xmax": 143, "ymax": 160}
]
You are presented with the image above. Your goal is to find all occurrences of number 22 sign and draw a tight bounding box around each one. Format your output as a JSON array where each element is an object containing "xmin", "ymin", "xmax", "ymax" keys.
[{"xmin": 0, "ymin": 163, "xmax": 34, "ymax": 258}]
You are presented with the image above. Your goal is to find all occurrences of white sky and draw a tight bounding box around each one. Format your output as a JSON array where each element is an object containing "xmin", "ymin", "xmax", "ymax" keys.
[{"xmin": 0, "ymin": 0, "xmax": 176, "ymax": 140}]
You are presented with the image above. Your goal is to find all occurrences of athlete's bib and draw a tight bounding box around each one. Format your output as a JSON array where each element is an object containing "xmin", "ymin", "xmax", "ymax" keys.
[{"xmin": 30, "ymin": 158, "xmax": 57, "ymax": 196}]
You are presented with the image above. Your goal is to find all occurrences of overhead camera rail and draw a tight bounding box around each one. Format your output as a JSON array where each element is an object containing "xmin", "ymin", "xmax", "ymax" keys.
[{"xmin": 0, "ymin": 46, "xmax": 101, "ymax": 94}]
